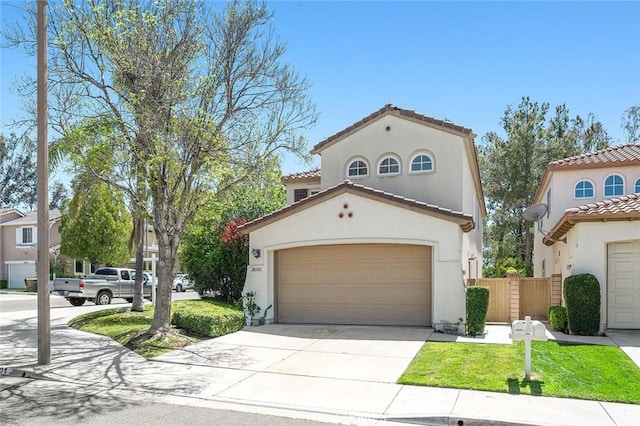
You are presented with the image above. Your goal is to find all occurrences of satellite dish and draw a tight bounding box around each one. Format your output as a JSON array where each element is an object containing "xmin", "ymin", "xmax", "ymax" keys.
[
  {"xmin": 523, "ymin": 203, "xmax": 548, "ymax": 222},
  {"xmin": 523, "ymin": 203, "xmax": 566, "ymax": 244}
]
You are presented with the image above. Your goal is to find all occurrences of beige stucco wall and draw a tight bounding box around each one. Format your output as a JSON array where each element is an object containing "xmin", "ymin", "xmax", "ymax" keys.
[
  {"xmin": 243, "ymin": 191, "xmax": 469, "ymax": 325},
  {"xmin": 545, "ymin": 221, "xmax": 640, "ymax": 331},
  {"xmin": 318, "ymin": 115, "xmax": 466, "ymax": 211},
  {"xmin": 533, "ymin": 164, "xmax": 640, "ymax": 277},
  {"xmin": 538, "ymin": 165, "xmax": 640, "ymax": 232}
]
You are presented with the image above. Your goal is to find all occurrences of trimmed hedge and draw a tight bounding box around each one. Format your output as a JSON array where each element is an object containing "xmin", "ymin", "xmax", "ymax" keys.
[
  {"xmin": 0, "ymin": 280, "xmax": 7, "ymax": 289},
  {"xmin": 563, "ymin": 274, "xmax": 600, "ymax": 335},
  {"xmin": 548, "ymin": 306, "xmax": 568, "ymax": 333},
  {"xmin": 466, "ymin": 286, "xmax": 489, "ymax": 336},
  {"xmin": 171, "ymin": 300, "xmax": 244, "ymax": 338}
]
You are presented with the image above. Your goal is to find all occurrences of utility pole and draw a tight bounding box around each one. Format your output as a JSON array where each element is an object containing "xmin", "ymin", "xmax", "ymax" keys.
[{"xmin": 37, "ymin": 0, "xmax": 50, "ymax": 365}]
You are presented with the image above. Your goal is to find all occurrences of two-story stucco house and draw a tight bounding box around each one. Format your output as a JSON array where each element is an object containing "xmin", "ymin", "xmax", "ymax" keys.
[
  {"xmin": 532, "ymin": 144, "xmax": 640, "ymax": 330},
  {"xmin": 239, "ymin": 104, "xmax": 485, "ymax": 326},
  {"xmin": 0, "ymin": 208, "xmax": 62, "ymax": 288}
]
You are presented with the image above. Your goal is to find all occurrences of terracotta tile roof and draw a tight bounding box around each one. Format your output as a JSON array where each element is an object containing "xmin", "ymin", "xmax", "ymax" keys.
[
  {"xmin": 534, "ymin": 144, "xmax": 640, "ymax": 204},
  {"xmin": 543, "ymin": 193, "xmax": 640, "ymax": 245},
  {"xmin": 311, "ymin": 104, "xmax": 474, "ymax": 154},
  {"xmin": 548, "ymin": 144, "xmax": 640, "ymax": 170},
  {"xmin": 239, "ymin": 180, "xmax": 475, "ymax": 234},
  {"xmin": 281, "ymin": 168, "xmax": 321, "ymax": 184}
]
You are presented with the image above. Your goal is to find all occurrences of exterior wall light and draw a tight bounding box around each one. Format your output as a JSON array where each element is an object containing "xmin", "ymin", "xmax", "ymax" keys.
[{"xmin": 251, "ymin": 248, "xmax": 261, "ymax": 259}]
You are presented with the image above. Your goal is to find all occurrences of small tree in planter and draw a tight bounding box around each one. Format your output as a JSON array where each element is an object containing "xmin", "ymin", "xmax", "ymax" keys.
[{"xmin": 243, "ymin": 290, "xmax": 260, "ymax": 326}]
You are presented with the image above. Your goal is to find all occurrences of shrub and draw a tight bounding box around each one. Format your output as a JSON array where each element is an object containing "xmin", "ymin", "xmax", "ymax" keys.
[
  {"xmin": 563, "ymin": 274, "xmax": 600, "ymax": 335},
  {"xmin": 171, "ymin": 299, "xmax": 244, "ymax": 337},
  {"xmin": 0, "ymin": 280, "xmax": 6, "ymax": 289},
  {"xmin": 548, "ymin": 306, "xmax": 568, "ymax": 333},
  {"xmin": 466, "ymin": 286, "xmax": 489, "ymax": 336}
]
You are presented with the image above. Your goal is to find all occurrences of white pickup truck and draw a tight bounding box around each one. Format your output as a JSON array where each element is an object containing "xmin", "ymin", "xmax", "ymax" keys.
[{"xmin": 52, "ymin": 267, "xmax": 152, "ymax": 306}]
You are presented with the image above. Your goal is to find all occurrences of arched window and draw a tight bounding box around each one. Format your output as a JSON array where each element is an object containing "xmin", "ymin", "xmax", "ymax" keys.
[
  {"xmin": 378, "ymin": 157, "xmax": 400, "ymax": 175},
  {"xmin": 635, "ymin": 178, "xmax": 640, "ymax": 193},
  {"xmin": 574, "ymin": 180, "xmax": 594, "ymax": 199},
  {"xmin": 604, "ymin": 174, "xmax": 624, "ymax": 197},
  {"xmin": 410, "ymin": 153, "xmax": 433, "ymax": 173},
  {"xmin": 347, "ymin": 159, "xmax": 368, "ymax": 177}
]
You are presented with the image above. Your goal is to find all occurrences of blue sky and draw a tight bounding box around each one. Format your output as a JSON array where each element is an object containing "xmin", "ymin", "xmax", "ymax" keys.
[{"xmin": 2, "ymin": 1, "xmax": 639, "ymax": 176}]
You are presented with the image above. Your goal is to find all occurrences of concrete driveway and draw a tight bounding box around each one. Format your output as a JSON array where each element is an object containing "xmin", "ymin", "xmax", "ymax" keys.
[
  {"xmin": 153, "ymin": 324, "xmax": 432, "ymax": 415},
  {"xmin": 606, "ymin": 329, "xmax": 640, "ymax": 368}
]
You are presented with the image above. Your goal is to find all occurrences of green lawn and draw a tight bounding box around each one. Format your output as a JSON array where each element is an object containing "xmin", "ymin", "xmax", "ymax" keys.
[
  {"xmin": 398, "ymin": 340, "xmax": 640, "ymax": 404},
  {"xmin": 68, "ymin": 300, "xmax": 241, "ymax": 358}
]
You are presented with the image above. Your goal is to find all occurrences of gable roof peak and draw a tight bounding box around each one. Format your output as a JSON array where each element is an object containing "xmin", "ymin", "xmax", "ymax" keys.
[
  {"xmin": 311, "ymin": 104, "xmax": 474, "ymax": 155},
  {"xmin": 239, "ymin": 179, "xmax": 475, "ymax": 234}
]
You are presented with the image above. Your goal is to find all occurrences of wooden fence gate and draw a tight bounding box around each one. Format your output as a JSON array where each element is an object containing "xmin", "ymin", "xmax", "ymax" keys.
[
  {"xmin": 519, "ymin": 278, "xmax": 551, "ymax": 320},
  {"xmin": 469, "ymin": 274, "xmax": 561, "ymax": 323}
]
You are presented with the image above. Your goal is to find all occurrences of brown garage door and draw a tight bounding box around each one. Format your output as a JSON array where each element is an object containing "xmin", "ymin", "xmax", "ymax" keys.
[{"xmin": 276, "ymin": 244, "xmax": 431, "ymax": 326}]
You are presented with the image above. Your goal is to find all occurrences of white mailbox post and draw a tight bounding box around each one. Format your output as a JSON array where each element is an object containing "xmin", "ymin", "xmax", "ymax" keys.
[{"xmin": 509, "ymin": 316, "xmax": 548, "ymax": 379}]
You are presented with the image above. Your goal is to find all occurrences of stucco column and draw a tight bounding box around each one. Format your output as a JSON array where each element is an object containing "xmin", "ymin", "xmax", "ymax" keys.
[
  {"xmin": 509, "ymin": 273, "xmax": 520, "ymax": 322},
  {"xmin": 551, "ymin": 273, "xmax": 562, "ymax": 306}
]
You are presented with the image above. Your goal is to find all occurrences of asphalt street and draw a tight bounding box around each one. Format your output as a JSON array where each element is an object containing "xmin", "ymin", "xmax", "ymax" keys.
[
  {"xmin": 0, "ymin": 290, "xmax": 199, "ymax": 313},
  {"xmin": 1, "ymin": 381, "xmax": 335, "ymax": 426}
]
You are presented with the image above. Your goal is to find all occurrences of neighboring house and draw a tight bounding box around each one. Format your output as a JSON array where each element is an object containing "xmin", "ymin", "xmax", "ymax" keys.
[
  {"xmin": 532, "ymin": 144, "xmax": 640, "ymax": 330},
  {"xmin": 0, "ymin": 209, "xmax": 62, "ymax": 289},
  {"xmin": 239, "ymin": 104, "xmax": 486, "ymax": 326},
  {"xmin": 0, "ymin": 209, "xmax": 165, "ymax": 287}
]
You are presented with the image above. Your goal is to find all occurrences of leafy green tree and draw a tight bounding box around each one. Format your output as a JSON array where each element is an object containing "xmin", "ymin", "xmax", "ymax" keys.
[
  {"xmin": 622, "ymin": 105, "xmax": 640, "ymax": 143},
  {"xmin": 49, "ymin": 181, "xmax": 69, "ymax": 210},
  {"xmin": 0, "ymin": 133, "xmax": 36, "ymax": 210},
  {"xmin": 181, "ymin": 157, "xmax": 285, "ymax": 302},
  {"xmin": 60, "ymin": 178, "xmax": 132, "ymax": 266},
  {"xmin": 480, "ymin": 97, "xmax": 610, "ymax": 276},
  {"xmin": 3, "ymin": 0, "xmax": 316, "ymax": 341}
]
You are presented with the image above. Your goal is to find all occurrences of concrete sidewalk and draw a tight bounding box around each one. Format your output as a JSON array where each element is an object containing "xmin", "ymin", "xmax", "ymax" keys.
[{"xmin": 1, "ymin": 307, "xmax": 639, "ymax": 426}]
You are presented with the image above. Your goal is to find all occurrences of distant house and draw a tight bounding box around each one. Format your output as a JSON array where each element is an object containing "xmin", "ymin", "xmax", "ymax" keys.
[
  {"xmin": 239, "ymin": 104, "xmax": 485, "ymax": 326},
  {"xmin": 532, "ymin": 144, "xmax": 640, "ymax": 330},
  {"xmin": 0, "ymin": 209, "xmax": 62, "ymax": 288},
  {"xmin": 0, "ymin": 209, "xmax": 165, "ymax": 288}
]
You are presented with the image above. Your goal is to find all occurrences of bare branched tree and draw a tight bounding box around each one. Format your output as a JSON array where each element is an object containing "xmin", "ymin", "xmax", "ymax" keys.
[{"xmin": 3, "ymin": 0, "xmax": 317, "ymax": 339}]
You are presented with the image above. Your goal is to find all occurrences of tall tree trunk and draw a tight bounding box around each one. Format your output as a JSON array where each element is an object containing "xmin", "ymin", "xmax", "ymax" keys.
[
  {"xmin": 131, "ymin": 215, "xmax": 145, "ymax": 312},
  {"xmin": 149, "ymin": 226, "xmax": 179, "ymax": 333}
]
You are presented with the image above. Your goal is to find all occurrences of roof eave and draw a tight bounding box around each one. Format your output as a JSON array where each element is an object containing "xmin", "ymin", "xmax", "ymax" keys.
[
  {"xmin": 543, "ymin": 213, "xmax": 640, "ymax": 246},
  {"xmin": 239, "ymin": 181, "xmax": 475, "ymax": 235}
]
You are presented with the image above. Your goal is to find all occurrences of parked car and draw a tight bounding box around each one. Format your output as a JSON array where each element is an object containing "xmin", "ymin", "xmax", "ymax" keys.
[
  {"xmin": 172, "ymin": 274, "xmax": 193, "ymax": 292},
  {"xmin": 53, "ymin": 267, "xmax": 152, "ymax": 306}
]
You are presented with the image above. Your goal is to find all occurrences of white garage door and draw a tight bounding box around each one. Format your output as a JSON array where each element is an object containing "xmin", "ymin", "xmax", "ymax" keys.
[
  {"xmin": 608, "ymin": 241, "xmax": 640, "ymax": 329},
  {"xmin": 8, "ymin": 263, "xmax": 37, "ymax": 289},
  {"xmin": 276, "ymin": 244, "xmax": 432, "ymax": 326}
]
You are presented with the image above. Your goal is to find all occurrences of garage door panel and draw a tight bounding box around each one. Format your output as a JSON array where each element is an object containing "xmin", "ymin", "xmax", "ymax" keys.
[
  {"xmin": 8, "ymin": 263, "xmax": 36, "ymax": 289},
  {"xmin": 608, "ymin": 240, "xmax": 640, "ymax": 329},
  {"xmin": 276, "ymin": 244, "xmax": 431, "ymax": 326},
  {"xmin": 610, "ymin": 277, "xmax": 635, "ymax": 291}
]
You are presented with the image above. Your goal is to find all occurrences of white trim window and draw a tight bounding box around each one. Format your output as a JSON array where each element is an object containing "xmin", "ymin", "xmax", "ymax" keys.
[
  {"xmin": 16, "ymin": 227, "xmax": 36, "ymax": 246},
  {"xmin": 604, "ymin": 174, "xmax": 624, "ymax": 197},
  {"xmin": 574, "ymin": 180, "xmax": 594, "ymax": 199},
  {"xmin": 635, "ymin": 177, "xmax": 640, "ymax": 193},
  {"xmin": 378, "ymin": 156, "xmax": 400, "ymax": 176},
  {"xmin": 410, "ymin": 153, "xmax": 434, "ymax": 173},
  {"xmin": 347, "ymin": 159, "xmax": 368, "ymax": 178}
]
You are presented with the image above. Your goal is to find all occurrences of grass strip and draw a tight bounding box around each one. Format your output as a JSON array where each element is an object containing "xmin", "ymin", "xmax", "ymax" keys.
[{"xmin": 398, "ymin": 340, "xmax": 640, "ymax": 404}]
